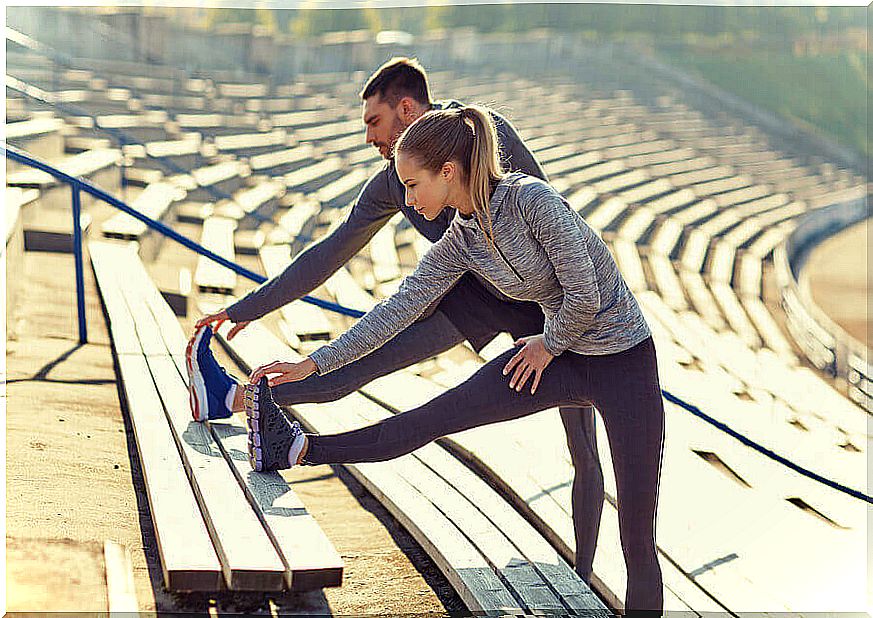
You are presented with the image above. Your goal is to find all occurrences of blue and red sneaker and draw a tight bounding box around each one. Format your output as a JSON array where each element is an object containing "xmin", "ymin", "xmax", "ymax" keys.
[{"xmin": 187, "ymin": 324, "xmax": 238, "ymax": 422}]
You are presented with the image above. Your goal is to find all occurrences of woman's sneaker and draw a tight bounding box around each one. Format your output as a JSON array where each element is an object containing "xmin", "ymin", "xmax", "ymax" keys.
[
  {"xmin": 244, "ymin": 377, "xmax": 305, "ymax": 472},
  {"xmin": 187, "ymin": 325, "xmax": 238, "ymax": 422}
]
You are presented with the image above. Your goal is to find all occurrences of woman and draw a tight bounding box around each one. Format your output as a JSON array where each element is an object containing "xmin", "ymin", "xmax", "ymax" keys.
[{"xmin": 241, "ymin": 104, "xmax": 665, "ymax": 612}]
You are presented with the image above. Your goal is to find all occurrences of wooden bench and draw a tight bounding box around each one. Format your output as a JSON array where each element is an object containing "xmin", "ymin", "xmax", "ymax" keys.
[
  {"xmin": 194, "ymin": 217, "xmax": 237, "ymax": 294},
  {"xmin": 367, "ymin": 213, "xmax": 403, "ymax": 289},
  {"xmin": 93, "ymin": 112, "xmax": 170, "ymax": 143},
  {"xmin": 543, "ymin": 151, "xmax": 602, "ymax": 178},
  {"xmin": 259, "ymin": 245, "xmax": 333, "ymax": 351},
  {"xmin": 216, "ymin": 179, "xmax": 286, "ymax": 227},
  {"xmin": 212, "ymin": 129, "xmax": 293, "ymax": 158},
  {"xmin": 646, "ymin": 254, "xmax": 689, "ymax": 311},
  {"xmin": 248, "ymin": 144, "xmax": 316, "ymax": 176},
  {"xmin": 187, "ymin": 161, "xmax": 249, "ymax": 202},
  {"xmin": 211, "ymin": 318, "xmax": 607, "ymax": 615},
  {"xmin": 90, "ymin": 240, "xmax": 342, "ymax": 591},
  {"xmin": 283, "ymin": 157, "xmax": 346, "ymax": 195},
  {"xmin": 5, "ymin": 115, "xmax": 65, "ymax": 172},
  {"xmin": 268, "ymin": 109, "xmax": 339, "ymax": 130},
  {"xmin": 624, "ymin": 147, "xmax": 697, "ymax": 169},
  {"xmin": 6, "ymin": 148, "xmax": 122, "ymax": 210},
  {"xmin": 293, "ymin": 119, "xmax": 360, "ymax": 144},
  {"xmin": 101, "ymin": 181, "xmax": 183, "ymax": 258},
  {"xmin": 169, "ymin": 113, "xmax": 262, "ymax": 138},
  {"xmin": 271, "ymin": 198, "xmax": 321, "ymax": 255},
  {"xmin": 312, "ymin": 168, "xmax": 369, "ymax": 210}
]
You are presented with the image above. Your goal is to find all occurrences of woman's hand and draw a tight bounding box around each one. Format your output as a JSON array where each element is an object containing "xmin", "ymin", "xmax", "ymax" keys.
[
  {"xmin": 248, "ymin": 357, "xmax": 318, "ymax": 387},
  {"xmin": 502, "ymin": 334, "xmax": 555, "ymax": 395},
  {"xmin": 195, "ymin": 308, "xmax": 251, "ymax": 341}
]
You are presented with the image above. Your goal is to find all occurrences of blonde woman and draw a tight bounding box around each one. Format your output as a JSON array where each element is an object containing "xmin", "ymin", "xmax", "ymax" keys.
[{"xmin": 242, "ymin": 105, "xmax": 665, "ymax": 612}]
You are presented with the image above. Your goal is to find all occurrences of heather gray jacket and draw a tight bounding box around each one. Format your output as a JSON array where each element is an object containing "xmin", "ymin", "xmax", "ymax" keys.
[
  {"xmin": 309, "ymin": 172, "xmax": 652, "ymax": 374},
  {"xmin": 225, "ymin": 100, "xmax": 545, "ymax": 324}
]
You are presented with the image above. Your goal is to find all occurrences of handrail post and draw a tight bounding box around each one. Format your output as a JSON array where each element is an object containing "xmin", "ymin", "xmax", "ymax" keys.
[{"xmin": 71, "ymin": 184, "xmax": 88, "ymax": 344}]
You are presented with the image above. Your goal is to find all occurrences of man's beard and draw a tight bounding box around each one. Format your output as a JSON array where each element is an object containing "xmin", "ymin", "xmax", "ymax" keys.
[{"xmin": 379, "ymin": 118, "xmax": 410, "ymax": 160}]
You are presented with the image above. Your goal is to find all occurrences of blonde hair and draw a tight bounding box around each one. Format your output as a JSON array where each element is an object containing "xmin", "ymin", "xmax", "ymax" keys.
[{"xmin": 394, "ymin": 104, "xmax": 504, "ymax": 248}]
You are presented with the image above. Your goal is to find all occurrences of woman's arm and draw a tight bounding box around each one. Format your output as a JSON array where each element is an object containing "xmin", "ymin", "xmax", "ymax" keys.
[
  {"xmin": 306, "ymin": 228, "xmax": 469, "ymax": 375},
  {"xmin": 517, "ymin": 183, "xmax": 601, "ymax": 356}
]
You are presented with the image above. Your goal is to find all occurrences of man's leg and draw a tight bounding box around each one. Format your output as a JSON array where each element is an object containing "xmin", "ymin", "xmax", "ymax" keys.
[
  {"xmin": 271, "ymin": 309, "xmax": 467, "ymax": 405},
  {"xmin": 559, "ymin": 405, "xmax": 604, "ymax": 584}
]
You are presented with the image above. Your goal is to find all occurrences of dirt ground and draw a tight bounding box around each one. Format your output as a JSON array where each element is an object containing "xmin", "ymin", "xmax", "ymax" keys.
[
  {"xmin": 5, "ymin": 237, "xmax": 465, "ymax": 614},
  {"xmin": 803, "ymin": 218, "xmax": 870, "ymax": 348}
]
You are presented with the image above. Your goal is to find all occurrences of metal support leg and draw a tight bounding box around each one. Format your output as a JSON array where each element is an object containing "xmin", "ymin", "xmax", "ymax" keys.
[{"xmin": 71, "ymin": 185, "xmax": 88, "ymax": 344}]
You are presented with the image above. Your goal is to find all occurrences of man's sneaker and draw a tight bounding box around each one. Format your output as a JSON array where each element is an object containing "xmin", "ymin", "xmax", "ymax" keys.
[
  {"xmin": 244, "ymin": 377, "xmax": 305, "ymax": 472},
  {"xmin": 187, "ymin": 325, "xmax": 237, "ymax": 422}
]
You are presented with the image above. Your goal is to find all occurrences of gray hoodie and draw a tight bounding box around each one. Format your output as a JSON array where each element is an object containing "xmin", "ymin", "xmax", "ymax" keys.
[{"xmin": 309, "ymin": 172, "xmax": 651, "ymax": 375}]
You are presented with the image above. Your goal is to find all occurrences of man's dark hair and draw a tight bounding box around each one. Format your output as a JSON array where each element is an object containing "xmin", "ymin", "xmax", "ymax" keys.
[{"xmin": 359, "ymin": 57, "xmax": 432, "ymax": 107}]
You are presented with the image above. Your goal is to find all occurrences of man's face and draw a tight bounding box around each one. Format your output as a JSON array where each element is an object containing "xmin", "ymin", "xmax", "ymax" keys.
[{"xmin": 362, "ymin": 94, "xmax": 410, "ymax": 160}]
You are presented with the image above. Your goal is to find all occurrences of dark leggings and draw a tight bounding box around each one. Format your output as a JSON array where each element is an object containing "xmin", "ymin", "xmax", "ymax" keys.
[
  {"xmin": 303, "ymin": 336, "xmax": 665, "ymax": 612},
  {"xmin": 273, "ymin": 307, "xmax": 605, "ymax": 584}
]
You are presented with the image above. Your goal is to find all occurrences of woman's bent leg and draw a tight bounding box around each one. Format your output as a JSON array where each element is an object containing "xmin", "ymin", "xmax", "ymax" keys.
[
  {"xmin": 589, "ymin": 338, "xmax": 665, "ymax": 613},
  {"xmin": 303, "ymin": 348, "xmax": 585, "ymax": 465},
  {"xmin": 560, "ymin": 406, "xmax": 604, "ymax": 583}
]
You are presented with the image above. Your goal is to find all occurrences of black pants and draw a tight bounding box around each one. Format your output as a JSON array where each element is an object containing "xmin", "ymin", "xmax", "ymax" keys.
[
  {"xmin": 273, "ymin": 275, "xmax": 605, "ymax": 584},
  {"xmin": 304, "ymin": 336, "xmax": 666, "ymax": 612}
]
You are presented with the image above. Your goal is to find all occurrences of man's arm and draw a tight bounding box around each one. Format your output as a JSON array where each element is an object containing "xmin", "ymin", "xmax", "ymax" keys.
[
  {"xmin": 226, "ymin": 166, "xmax": 398, "ymax": 323},
  {"xmin": 492, "ymin": 111, "xmax": 548, "ymax": 182}
]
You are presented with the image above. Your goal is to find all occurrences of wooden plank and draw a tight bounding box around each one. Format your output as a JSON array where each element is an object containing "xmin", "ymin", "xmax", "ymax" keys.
[
  {"xmin": 259, "ymin": 245, "xmax": 332, "ymax": 344},
  {"xmin": 103, "ymin": 540, "xmax": 138, "ymax": 613},
  {"xmin": 101, "ymin": 183, "xmax": 182, "ymax": 240},
  {"xmin": 195, "ymin": 217, "xmax": 237, "ymax": 294},
  {"xmin": 93, "ymin": 242, "xmax": 289, "ymax": 590},
  {"xmin": 211, "ymin": 320, "xmax": 526, "ymax": 612},
  {"xmin": 113, "ymin": 351, "xmax": 223, "ymax": 591},
  {"xmin": 349, "ymin": 402, "xmax": 575, "ymax": 612},
  {"xmin": 140, "ymin": 354, "xmax": 287, "ymax": 591},
  {"xmin": 369, "ymin": 214, "xmax": 402, "ymax": 283},
  {"xmin": 121, "ymin": 281, "xmax": 342, "ymax": 590}
]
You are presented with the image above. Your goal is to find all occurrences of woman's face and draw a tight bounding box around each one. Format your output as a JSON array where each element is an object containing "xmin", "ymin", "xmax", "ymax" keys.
[{"xmin": 395, "ymin": 151, "xmax": 454, "ymax": 221}]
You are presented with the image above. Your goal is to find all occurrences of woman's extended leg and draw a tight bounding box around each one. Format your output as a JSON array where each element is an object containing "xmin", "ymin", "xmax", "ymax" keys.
[
  {"xmin": 586, "ymin": 337, "xmax": 665, "ymax": 613},
  {"xmin": 272, "ymin": 309, "xmax": 466, "ymax": 405},
  {"xmin": 302, "ymin": 347, "xmax": 586, "ymax": 465}
]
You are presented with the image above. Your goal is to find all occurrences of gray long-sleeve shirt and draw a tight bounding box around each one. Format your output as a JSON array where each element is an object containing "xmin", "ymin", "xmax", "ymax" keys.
[
  {"xmin": 309, "ymin": 172, "xmax": 652, "ymax": 375},
  {"xmin": 226, "ymin": 100, "xmax": 547, "ymax": 324}
]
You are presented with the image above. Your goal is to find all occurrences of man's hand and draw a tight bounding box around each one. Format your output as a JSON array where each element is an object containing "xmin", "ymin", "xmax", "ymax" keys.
[
  {"xmin": 195, "ymin": 308, "xmax": 251, "ymax": 341},
  {"xmin": 248, "ymin": 358, "xmax": 318, "ymax": 387},
  {"xmin": 502, "ymin": 334, "xmax": 555, "ymax": 395}
]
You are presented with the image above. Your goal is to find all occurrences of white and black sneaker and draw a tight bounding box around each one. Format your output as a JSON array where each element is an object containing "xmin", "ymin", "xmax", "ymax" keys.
[{"xmin": 244, "ymin": 377, "xmax": 306, "ymax": 472}]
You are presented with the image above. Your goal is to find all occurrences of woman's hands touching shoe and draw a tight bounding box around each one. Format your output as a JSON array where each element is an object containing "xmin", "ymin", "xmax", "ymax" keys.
[{"xmin": 248, "ymin": 357, "xmax": 318, "ymax": 387}]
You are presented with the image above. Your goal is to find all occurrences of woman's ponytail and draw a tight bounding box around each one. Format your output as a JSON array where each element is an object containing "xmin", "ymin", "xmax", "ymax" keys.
[{"xmin": 461, "ymin": 106, "xmax": 503, "ymax": 249}]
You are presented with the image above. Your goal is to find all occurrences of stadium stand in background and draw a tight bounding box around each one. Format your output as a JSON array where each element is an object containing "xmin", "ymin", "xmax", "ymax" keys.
[{"xmin": 4, "ymin": 6, "xmax": 870, "ymax": 614}]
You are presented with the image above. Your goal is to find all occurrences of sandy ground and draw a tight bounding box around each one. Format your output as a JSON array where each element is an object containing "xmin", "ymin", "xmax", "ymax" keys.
[
  {"xmin": 5, "ymin": 225, "xmax": 464, "ymax": 613},
  {"xmin": 803, "ymin": 218, "xmax": 870, "ymax": 348}
]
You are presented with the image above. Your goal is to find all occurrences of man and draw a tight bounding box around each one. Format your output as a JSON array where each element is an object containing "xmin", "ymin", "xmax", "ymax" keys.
[{"xmin": 189, "ymin": 57, "xmax": 603, "ymax": 582}]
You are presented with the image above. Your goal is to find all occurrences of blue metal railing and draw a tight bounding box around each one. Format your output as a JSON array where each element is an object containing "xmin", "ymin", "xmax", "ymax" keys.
[{"xmin": 2, "ymin": 143, "xmax": 364, "ymax": 347}]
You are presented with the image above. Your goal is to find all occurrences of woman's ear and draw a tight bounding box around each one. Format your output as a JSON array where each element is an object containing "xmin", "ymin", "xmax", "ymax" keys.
[{"xmin": 440, "ymin": 161, "xmax": 455, "ymax": 181}]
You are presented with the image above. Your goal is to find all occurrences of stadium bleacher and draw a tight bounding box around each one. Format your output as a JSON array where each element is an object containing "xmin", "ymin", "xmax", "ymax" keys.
[{"xmin": 6, "ymin": 19, "xmax": 869, "ymax": 614}]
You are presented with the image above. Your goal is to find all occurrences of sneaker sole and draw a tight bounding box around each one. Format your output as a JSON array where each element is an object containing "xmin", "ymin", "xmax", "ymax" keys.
[
  {"xmin": 243, "ymin": 384, "xmax": 264, "ymax": 471},
  {"xmin": 188, "ymin": 325, "xmax": 210, "ymax": 422}
]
